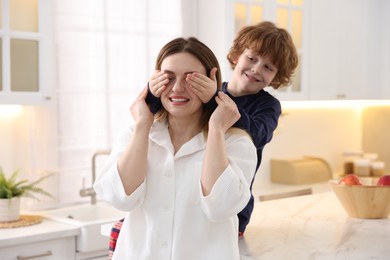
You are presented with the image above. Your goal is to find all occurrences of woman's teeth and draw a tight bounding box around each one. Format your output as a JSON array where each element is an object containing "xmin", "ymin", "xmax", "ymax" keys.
[{"xmin": 170, "ymin": 98, "xmax": 189, "ymax": 102}]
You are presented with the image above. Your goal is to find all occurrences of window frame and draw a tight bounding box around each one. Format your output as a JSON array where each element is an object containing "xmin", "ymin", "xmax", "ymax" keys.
[{"xmin": 0, "ymin": 0, "xmax": 54, "ymax": 105}]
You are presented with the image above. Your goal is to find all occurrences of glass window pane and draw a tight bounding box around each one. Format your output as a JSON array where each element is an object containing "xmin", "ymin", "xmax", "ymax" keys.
[
  {"xmin": 291, "ymin": 0, "xmax": 304, "ymax": 6},
  {"xmin": 235, "ymin": 3, "xmax": 247, "ymax": 33},
  {"xmin": 11, "ymin": 39, "xmax": 39, "ymax": 92},
  {"xmin": 277, "ymin": 0, "xmax": 289, "ymax": 5},
  {"xmin": 0, "ymin": 39, "xmax": 2, "ymax": 91},
  {"xmin": 250, "ymin": 5, "xmax": 263, "ymax": 25},
  {"xmin": 291, "ymin": 10, "xmax": 302, "ymax": 48},
  {"xmin": 276, "ymin": 8, "xmax": 289, "ymax": 30},
  {"xmin": 10, "ymin": 0, "xmax": 38, "ymax": 32}
]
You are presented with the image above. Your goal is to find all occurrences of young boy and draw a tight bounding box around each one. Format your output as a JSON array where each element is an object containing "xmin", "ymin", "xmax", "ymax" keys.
[
  {"xmin": 109, "ymin": 21, "xmax": 298, "ymax": 255},
  {"xmin": 150, "ymin": 21, "xmax": 298, "ymax": 235},
  {"xmin": 220, "ymin": 21, "xmax": 298, "ymax": 235}
]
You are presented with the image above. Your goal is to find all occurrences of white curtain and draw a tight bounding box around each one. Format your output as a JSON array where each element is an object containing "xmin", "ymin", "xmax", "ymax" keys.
[{"xmin": 50, "ymin": 0, "xmax": 183, "ymax": 206}]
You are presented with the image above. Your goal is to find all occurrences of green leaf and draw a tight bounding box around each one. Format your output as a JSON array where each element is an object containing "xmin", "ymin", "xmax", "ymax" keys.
[{"xmin": 0, "ymin": 166, "xmax": 55, "ymax": 201}]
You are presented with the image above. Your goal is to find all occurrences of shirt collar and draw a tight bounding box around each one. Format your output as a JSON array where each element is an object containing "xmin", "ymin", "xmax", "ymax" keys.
[{"xmin": 150, "ymin": 121, "xmax": 206, "ymax": 158}]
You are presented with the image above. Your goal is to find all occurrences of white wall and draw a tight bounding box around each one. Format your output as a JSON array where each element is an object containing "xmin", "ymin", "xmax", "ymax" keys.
[
  {"xmin": 0, "ymin": 105, "xmax": 59, "ymax": 210},
  {"xmin": 194, "ymin": 0, "xmax": 233, "ymax": 82},
  {"xmin": 248, "ymin": 104, "xmax": 365, "ymax": 201},
  {"xmin": 255, "ymin": 106, "xmax": 362, "ymax": 185}
]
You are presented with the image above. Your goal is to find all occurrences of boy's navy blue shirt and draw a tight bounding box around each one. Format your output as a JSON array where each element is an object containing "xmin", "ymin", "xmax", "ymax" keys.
[
  {"xmin": 146, "ymin": 81, "xmax": 281, "ymax": 232},
  {"xmin": 220, "ymin": 82, "xmax": 281, "ymax": 232}
]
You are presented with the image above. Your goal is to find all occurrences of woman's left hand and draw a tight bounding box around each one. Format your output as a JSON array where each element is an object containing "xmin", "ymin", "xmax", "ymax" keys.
[
  {"xmin": 130, "ymin": 87, "xmax": 154, "ymax": 128},
  {"xmin": 209, "ymin": 91, "xmax": 240, "ymax": 133}
]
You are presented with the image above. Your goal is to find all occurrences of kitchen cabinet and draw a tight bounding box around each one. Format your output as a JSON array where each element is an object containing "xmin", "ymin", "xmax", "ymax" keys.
[
  {"xmin": 1, "ymin": 237, "xmax": 75, "ymax": 260},
  {"xmin": 379, "ymin": 0, "xmax": 390, "ymax": 98},
  {"xmin": 0, "ymin": 0, "xmax": 54, "ymax": 105},
  {"xmin": 307, "ymin": 0, "xmax": 381, "ymax": 100},
  {"xmin": 275, "ymin": 0, "xmax": 386, "ymax": 101},
  {"xmin": 196, "ymin": 0, "xmax": 390, "ymax": 101},
  {"xmin": 76, "ymin": 250, "xmax": 109, "ymax": 260},
  {"xmin": 0, "ymin": 218, "xmax": 80, "ymax": 260}
]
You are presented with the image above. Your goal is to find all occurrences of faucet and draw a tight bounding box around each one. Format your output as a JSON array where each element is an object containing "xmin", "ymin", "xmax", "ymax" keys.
[{"xmin": 80, "ymin": 149, "xmax": 111, "ymax": 204}]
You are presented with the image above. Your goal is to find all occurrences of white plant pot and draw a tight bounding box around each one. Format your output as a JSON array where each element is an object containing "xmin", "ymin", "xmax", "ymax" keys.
[{"xmin": 0, "ymin": 197, "xmax": 21, "ymax": 222}]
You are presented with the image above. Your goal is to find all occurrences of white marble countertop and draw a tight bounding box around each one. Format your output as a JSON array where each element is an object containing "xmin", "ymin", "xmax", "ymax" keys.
[
  {"xmin": 0, "ymin": 217, "xmax": 80, "ymax": 248},
  {"xmin": 239, "ymin": 192, "xmax": 390, "ymax": 259}
]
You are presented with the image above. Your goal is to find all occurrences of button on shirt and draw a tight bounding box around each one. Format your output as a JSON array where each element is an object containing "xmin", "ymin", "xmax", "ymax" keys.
[{"xmin": 94, "ymin": 121, "xmax": 257, "ymax": 260}]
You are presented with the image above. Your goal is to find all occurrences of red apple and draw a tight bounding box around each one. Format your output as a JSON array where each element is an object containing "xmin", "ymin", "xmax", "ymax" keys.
[
  {"xmin": 377, "ymin": 175, "xmax": 390, "ymax": 186},
  {"xmin": 339, "ymin": 174, "xmax": 362, "ymax": 185}
]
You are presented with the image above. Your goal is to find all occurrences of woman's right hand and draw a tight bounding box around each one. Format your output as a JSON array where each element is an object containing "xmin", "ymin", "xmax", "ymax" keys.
[
  {"xmin": 130, "ymin": 87, "xmax": 154, "ymax": 128},
  {"xmin": 149, "ymin": 70, "xmax": 170, "ymax": 98}
]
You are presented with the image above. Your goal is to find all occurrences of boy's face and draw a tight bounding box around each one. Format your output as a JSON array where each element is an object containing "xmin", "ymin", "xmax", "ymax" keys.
[{"xmin": 229, "ymin": 49, "xmax": 278, "ymax": 96}]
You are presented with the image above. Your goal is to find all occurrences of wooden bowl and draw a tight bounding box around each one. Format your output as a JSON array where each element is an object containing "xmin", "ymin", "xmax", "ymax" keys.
[{"xmin": 329, "ymin": 177, "xmax": 390, "ymax": 219}]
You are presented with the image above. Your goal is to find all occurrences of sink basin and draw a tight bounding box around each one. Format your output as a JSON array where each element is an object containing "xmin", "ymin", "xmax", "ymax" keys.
[{"xmin": 40, "ymin": 202, "xmax": 126, "ymax": 253}]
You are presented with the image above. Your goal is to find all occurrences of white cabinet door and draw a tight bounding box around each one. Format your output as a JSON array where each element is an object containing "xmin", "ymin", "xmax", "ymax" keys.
[
  {"xmin": 223, "ymin": 0, "xmax": 388, "ymax": 100},
  {"xmin": 308, "ymin": 0, "xmax": 382, "ymax": 100},
  {"xmin": 0, "ymin": 237, "xmax": 76, "ymax": 260},
  {"xmin": 379, "ymin": 0, "xmax": 390, "ymax": 99}
]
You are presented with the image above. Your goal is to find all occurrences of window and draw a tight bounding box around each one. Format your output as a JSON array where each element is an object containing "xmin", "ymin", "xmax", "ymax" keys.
[
  {"xmin": 234, "ymin": 0, "xmax": 264, "ymax": 33},
  {"xmin": 53, "ymin": 0, "xmax": 183, "ymax": 206}
]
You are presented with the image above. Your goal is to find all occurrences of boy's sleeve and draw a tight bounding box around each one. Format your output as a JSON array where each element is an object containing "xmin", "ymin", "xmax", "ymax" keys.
[
  {"xmin": 145, "ymin": 83, "xmax": 162, "ymax": 114},
  {"xmin": 204, "ymin": 89, "xmax": 219, "ymax": 110}
]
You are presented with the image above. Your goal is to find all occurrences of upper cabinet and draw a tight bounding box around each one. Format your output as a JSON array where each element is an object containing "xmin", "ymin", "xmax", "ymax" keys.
[
  {"xmin": 196, "ymin": 0, "xmax": 390, "ymax": 101},
  {"xmin": 306, "ymin": 0, "xmax": 384, "ymax": 100},
  {"xmin": 0, "ymin": 0, "xmax": 54, "ymax": 105},
  {"xmin": 379, "ymin": 0, "xmax": 390, "ymax": 98}
]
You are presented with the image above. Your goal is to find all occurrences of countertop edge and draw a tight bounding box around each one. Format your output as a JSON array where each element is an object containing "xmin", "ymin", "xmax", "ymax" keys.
[{"xmin": 0, "ymin": 218, "xmax": 80, "ymax": 248}]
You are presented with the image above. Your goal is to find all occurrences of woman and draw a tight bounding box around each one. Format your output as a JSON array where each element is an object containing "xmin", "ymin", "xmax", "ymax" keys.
[{"xmin": 94, "ymin": 37, "xmax": 257, "ymax": 260}]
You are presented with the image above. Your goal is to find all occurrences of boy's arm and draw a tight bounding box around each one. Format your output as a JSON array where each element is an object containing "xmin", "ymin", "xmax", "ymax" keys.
[
  {"xmin": 145, "ymin": 70, "xmax": 170, "ymax": 114},
  {"xmin": 204, "ymin": 89, "xmax": 218, "ymax": 110},
  {"xmin": 234, "ymin": 96, "xmax": 281, "ymax": 150},
  {"xmin": 145, "ymin": 84, "xmax": 162, "ymax": 114}
]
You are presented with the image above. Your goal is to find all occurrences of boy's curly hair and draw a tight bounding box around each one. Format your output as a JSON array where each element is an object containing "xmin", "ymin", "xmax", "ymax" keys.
[{"xmin": 227, "ymin": 21, "xmax": 299, "ymax": 89}]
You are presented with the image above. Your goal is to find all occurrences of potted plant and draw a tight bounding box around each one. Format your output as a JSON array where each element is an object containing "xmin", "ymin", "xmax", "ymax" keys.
[{"xmin": 0, "ymin": 167, "xmax": 54, "ymax": 222}]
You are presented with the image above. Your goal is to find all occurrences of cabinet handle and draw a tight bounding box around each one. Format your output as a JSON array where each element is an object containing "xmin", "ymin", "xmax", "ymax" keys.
[{"xmin": 17, "ymin": 251, "xmax": 53, "ymax": 260}]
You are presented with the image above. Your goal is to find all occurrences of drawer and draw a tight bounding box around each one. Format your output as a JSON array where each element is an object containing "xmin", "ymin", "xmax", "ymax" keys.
[{"xmin": 0, "ymin": 237, "xmax": 76, "ymax": 260}]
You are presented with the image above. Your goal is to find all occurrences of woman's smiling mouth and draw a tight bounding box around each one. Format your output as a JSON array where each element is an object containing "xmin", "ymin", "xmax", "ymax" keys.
[{"xmin": 169, "ymin": 97, "xmax": 190, "ymax": 103}]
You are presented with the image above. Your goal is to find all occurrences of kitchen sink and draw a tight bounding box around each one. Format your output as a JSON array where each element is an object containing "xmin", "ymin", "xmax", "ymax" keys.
[{"xmin": 40, "ymin": 202, "xmax": 126, "ymax": 253}]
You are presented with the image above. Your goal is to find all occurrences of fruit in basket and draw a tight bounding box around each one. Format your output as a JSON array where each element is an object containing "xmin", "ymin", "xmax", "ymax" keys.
[
  {"xmin": 338, "ymin": 174, "xmax": 362, "ymax": 185},
  {"xmin": 329, "ymin": 177, "xmax": 390, "ymax": 219},
  {"xmin": 377, "ymin": 175, "xmax": 390, "ymax": 186}
]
